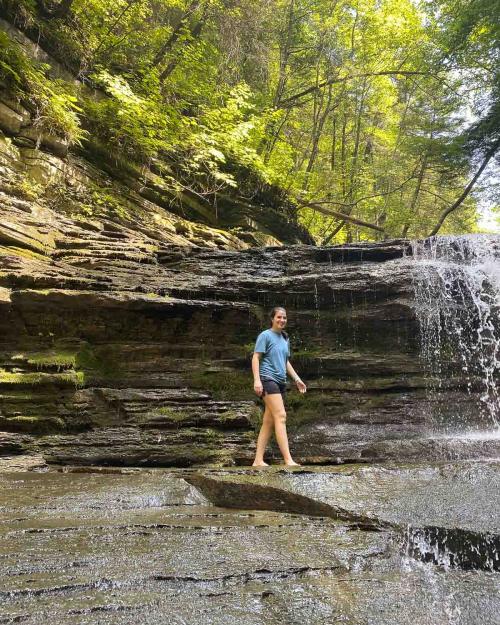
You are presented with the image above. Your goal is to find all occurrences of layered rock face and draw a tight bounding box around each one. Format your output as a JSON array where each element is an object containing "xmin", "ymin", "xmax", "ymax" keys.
[
  {"xmin": 3, "ymin": 180, "xmax": 497, "ymax": 467},
  {"xmin": 2, "ymin": 19, "xmax": 498, "ymax": 467}
]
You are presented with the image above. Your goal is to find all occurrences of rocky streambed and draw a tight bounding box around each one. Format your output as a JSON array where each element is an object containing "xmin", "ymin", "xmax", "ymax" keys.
[{"xmin": 1, "ymin": 461, "xmax": 499, "ymax": 625}]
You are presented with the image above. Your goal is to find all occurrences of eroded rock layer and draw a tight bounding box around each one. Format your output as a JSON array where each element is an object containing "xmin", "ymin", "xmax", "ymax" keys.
[
  {"xmin": 1, "ymin": 466, "xmax": 498, "ymax": 624},
  {"xmin": 2, "ymin": 196, "xmax": 495, "ymax": 466}
]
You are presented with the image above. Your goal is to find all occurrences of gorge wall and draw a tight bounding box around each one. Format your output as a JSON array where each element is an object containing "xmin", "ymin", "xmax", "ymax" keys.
[{"xmin": 2, "ymin": 184, "xmax": 497, "ymax": 467}]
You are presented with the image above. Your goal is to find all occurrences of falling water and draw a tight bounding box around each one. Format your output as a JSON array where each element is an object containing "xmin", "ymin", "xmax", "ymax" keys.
[{"xmin": 411, "ymin": 235, "xmax": 500, "ymax": 428}]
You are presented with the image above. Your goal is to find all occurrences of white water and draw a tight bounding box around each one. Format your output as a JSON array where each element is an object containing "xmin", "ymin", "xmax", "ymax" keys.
[{"xmin": 411, "ymin": 235, "xmax": 500, "ymax": 428}]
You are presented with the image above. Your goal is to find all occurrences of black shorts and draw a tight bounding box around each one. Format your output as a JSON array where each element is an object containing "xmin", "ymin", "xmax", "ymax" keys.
[{"xmin": 262, "ymin": 379, "xmax": 287, "ymax": 396}]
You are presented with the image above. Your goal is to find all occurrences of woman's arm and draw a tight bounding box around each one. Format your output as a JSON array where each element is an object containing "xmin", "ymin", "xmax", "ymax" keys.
[
  {"xmin": 252, "ymin": 352, "xmax": 263, "ymax": 396},
  {"xmin": 287, "ymin": 360, "xmax": 307, "ymax": 394}
]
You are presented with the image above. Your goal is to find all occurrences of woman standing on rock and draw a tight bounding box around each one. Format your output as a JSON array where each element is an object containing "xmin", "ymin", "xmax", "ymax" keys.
[{"xmin": 252, "ymin": 307, "xmax": 306, "ymax": 467}]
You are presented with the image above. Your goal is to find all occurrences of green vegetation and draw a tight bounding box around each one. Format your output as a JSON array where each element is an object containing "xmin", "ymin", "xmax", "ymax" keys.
[
  {"xmin": 188, "ymin": 369, "xmax": 251, "ymax": 400},
  {"xmin": 14, "ymin": 350, "xmax": 77, "ymax": 370},
  {"xmin": 0, "ymin": 0, "xmax": 498, "ymax": 239},
  {"xmin": 0, "ymin": 245, "xmax": 48, "ymax": 261},
  {"xmin": 75, "ymin": 343, "xmax": 123, "ymax": 383},
  {"xmin": 0, "ymin": 30, "xmax": 84, "ymax": 144},
  {"xmin": 0, "ymin": 414, "xmax": 66, "ymax": 433},
  {"xmin": 7, "ymin": 176, "xmax": 44, "ymax": 201},
  {"xmin": 0, "ymin": 367, "xmax": 84, "ymax": 386}
]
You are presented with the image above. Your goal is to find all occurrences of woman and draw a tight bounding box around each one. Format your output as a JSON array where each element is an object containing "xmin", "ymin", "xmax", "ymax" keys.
[{"xmin": 252, "ymin": 307, "xmax": 306, "ymax": 467}]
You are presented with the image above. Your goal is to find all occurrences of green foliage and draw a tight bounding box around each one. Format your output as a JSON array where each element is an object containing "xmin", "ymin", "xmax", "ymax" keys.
[
  {"xmin": 83, "ymin": 68, "xmax": 178, "ymax": 161},
  {"xmin": 7, "ymin": 176, "xmax": 44, "ymax": 201},
  {"xmin": 0, "ymin": 30, "xmax": 84, "ymax": 143},
  {"xmin": 1, "ymin": 0, "xmax": 497, "ymax": 238},
  {"xmin": 182, "ymin": 83, "xmax": 270, "ymax": 188}
]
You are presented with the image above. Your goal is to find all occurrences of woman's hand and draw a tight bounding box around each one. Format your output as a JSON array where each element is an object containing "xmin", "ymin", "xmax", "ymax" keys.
[
  {"xmin": 254, "ymin": 381, "xmax": 263, "ymax": 397},
  {"xmin": 295, "ymin": 379, "xmax": 307, "ymax": 394}
]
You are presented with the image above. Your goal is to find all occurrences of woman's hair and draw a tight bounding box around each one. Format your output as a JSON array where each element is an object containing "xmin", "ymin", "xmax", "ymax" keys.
[{"xmin": 270, "ymin": 307, "xmax": 288, "ymax": 340}]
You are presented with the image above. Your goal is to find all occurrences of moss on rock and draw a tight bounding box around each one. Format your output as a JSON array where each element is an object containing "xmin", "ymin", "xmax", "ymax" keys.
[
  {"xmin": 0, "ymin": 414, "xmax": 66, "ymax": 433},
  {"xmin": 188, "ymin": 369, "xmax": 252, "ymax": 401}
]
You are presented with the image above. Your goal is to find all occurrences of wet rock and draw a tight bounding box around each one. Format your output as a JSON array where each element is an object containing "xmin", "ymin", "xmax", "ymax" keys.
[
  {"xmin": 0, "ymin": 453, "xmax": 47, "ymax": 472},
  {"xmin": 186, "ymin": 461, "xmax": 500, "ymax": 571},
  {"xmin": 0, "ymin": 468, "xmax": 498, "ymax": 625}
]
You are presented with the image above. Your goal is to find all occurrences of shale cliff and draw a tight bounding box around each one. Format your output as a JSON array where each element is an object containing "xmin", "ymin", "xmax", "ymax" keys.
[{"xmin": 3, "ymin": 189, "xmax": 490, "ymax": 467}]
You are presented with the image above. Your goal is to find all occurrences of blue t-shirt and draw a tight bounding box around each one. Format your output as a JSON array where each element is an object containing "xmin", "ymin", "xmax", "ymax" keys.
[{"xmin": 254, "ymin": 329, "xmax": 290, "ymax": 384}]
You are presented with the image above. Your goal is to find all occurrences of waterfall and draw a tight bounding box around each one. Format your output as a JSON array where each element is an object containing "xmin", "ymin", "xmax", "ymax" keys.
[{"xmin": 411, "ymin": 235, "xmax": 500, "ymax": 429}]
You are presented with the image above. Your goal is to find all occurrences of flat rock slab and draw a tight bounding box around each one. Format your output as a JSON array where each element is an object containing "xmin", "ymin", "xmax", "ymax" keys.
[
  {"xmin": 187, "ymin": 461, "xmax": 500, "ymax": 534},
  {"xmin": 186, "ymin": 461, "xmax": 500, "ymax": 572},
  {"xmin": 0, "ymin": 454, "xmax": 47, "ymax": 472},
  {"xmin": 0, "ymin": 468, "xmax": 499, "ymax": 624}
]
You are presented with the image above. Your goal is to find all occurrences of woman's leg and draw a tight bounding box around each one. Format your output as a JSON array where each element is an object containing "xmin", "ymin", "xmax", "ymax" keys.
[
  {"xmin": 264, "ymin": 393, "xmax": 299, "ymax": 466},
  {"xmin": 252, "ymin": 406, "xmax": 273, "ymax": 466}
]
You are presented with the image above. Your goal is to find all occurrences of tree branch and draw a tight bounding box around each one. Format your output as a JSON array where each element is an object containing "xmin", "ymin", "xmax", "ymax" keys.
[
  {"xmin": 299, "ymin": 201, "xmax": 386, "ymax": 233},
  {"xmin": 427, "ymin": 138, "xmax": 500, "ymax": 236},
  {"xmin": 309, "ymin": 174, "xmax": 415, "ymax": 210},
  {"xmin": 279, "ymin": 71, "xmax": 433, "ymax": 108}
]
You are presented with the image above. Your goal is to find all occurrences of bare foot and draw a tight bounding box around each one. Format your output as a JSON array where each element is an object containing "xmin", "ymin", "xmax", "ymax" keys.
[
  {"xmin": 285, "ymin": 460, "xmax": 301, "ymax": 466},
  {"xmin": 252, "ymin": 461, "xmax": 269, "ymax": 467}
]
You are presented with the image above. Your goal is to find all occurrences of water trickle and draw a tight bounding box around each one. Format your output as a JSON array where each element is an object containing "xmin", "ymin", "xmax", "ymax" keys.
[
  {"xmin": 312, "ymin": 279, "xmax": 325, "ymax": 399},
  {"xmin": 411, "ymin": 235, "xmax": 500, "ymax": 428}
]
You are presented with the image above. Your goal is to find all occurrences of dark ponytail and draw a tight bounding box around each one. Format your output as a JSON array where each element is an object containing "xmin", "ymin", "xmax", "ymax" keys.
[{"xmin": 270, "ymin": 307, "xmax": 288, "ymax": 340}]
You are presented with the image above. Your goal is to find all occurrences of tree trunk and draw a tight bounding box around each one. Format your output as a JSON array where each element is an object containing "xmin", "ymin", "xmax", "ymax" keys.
[
  {"xmin": 347, "ymin": 81, "xmax": 367, "ymax": 202},
  {"xmin": 403, "ymin": 152, "xmax": 428, "ymax": 236},
  {"xmin": 152, "ymin": 0, "xmax": 202, "ymax": 68},
  {"xmin": 331, "ymin": 115, "xmax": 336, "ymax": 172},
  {"xmin": 159, "ymin": 20, "xmax": 204, "ymax": 82},
  {"xmin": 305, "ymin": 85, "xmax": 332, "ymax": 179},
  {"xmin": 92, "ymin": 0, "xmax": 141, "ymax": 59},
  {"xmin": 301, "ymin": 201, "xmax": 386, "ymax": 233},
  {"xmin": 259, "ymin": 0, "xmax": 295, "ymax": 160}
]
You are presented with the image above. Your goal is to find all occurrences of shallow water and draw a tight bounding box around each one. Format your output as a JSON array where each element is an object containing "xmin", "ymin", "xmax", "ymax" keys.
[{"xmin": 1, "ymin": 464, "xmax": 499, "ymax": 625}]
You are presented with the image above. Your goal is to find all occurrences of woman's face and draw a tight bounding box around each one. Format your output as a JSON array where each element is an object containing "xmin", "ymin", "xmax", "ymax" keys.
[{"xmin": 272, "ymin": 309, "xmax": 287, "ymax": 331}]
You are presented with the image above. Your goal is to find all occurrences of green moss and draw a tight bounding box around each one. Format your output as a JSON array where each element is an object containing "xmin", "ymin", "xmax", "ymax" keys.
[
  {"xmin": 13, "ymin": 350, "xmax": 77, "ymax": 370},
  {"xmin": 75, "ymin": 343, "xmax": 123, "ymax": 383},
  {"xmin": 0, "ymin": 415, "xmax": 66, "ymax": 433},
  {"xmin": 0, "ymin": 368, "xmax": 84, "ymax": 387},
  {"xmin": 0, "ymin": 246, "xmax": 48, "ymax": 262},
  {"xmin": 188, "ymin": 369, "xmax": 251, "ymax": 400},
  {"xmin": 218, "ymin": 409, "xmax": 239, "ymax": 421},
  {"xmin": 155, "ymin": 406, "xmax": 181, "ymax": 418},
  {"xmin": 29, "ymin": 289, "xmax": 53, "ymax": 295},
  {"xmin": 151, "ymin": 407, "xmax": 199, "ymax": 425},
  {"xmin": 203, "ymin": 427, "xmax": 222, "ymax": 441}
]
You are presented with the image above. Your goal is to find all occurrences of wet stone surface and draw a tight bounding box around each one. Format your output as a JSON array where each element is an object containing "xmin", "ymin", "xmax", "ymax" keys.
[
  {"xmin": 190, "ymin": 461, "xmax": 500, "ymax": 533},
  {"xmin": 1, "ymin": 465, "xmax": 499, "ymax": 624}
]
